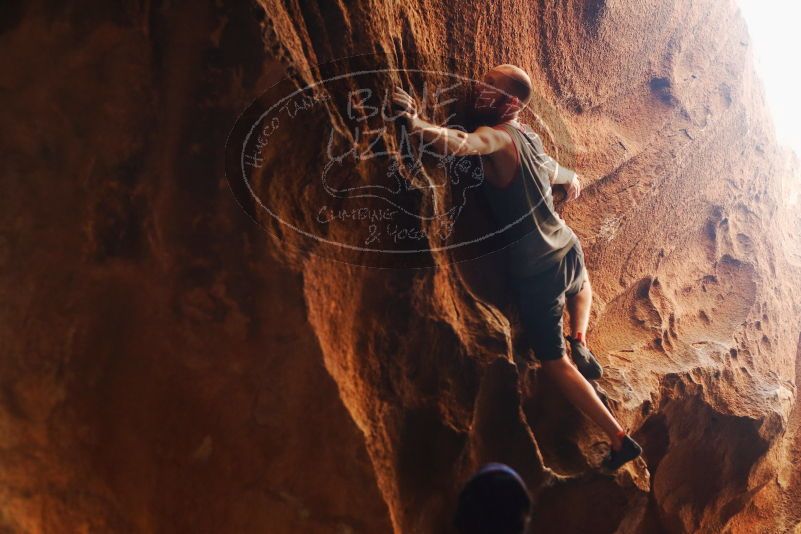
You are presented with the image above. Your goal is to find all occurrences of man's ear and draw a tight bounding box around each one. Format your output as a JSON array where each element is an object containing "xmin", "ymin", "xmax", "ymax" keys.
[{"xmin": 500, "ymin": 95, "xmax": 522, "ymax": 118}]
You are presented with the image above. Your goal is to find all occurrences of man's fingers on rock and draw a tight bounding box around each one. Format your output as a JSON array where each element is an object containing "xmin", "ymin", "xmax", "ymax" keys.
[
  {"xmin": 391, "ymin": 87, "xmax": 418, "ymax": 119},
  {"xmin": 392, "ymin": 94, "xmax": 413, "ymax": 107},
  {"xmin": 391, "ymin": 96, "xmax": 411, "ymax": 109},
  {"xmin": 569, "ymin": 184, "xmax": 579, "ymax": 200},
  {"xmin": 394, "ymin": 87, "xmax": 413, "ymax": 101}
]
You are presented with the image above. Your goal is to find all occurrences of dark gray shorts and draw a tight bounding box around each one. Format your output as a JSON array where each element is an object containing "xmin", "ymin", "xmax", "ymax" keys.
[{"xmin": 510, "ymin": 241, "xmax": 588, "ymax": 361}]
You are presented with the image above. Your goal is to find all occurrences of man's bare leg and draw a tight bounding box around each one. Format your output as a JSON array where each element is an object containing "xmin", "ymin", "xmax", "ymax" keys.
[
  {"xmin": 564, "ymin": 275, "xmax": 604, "ymax": 381},
  {"xmin": 560, "ymin": 275, "xmax": 633, "ymax": 452},
  {"xmin": 567, "ymin": 275, "xmax": 592, "ymax": 344},
  {"xmin": 539, "ymin": 356, "xmax": 624, "ymax": 449}
]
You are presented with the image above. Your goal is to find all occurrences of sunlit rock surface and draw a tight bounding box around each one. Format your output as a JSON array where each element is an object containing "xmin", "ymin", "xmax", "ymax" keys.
[{"xmin": 1, "ymin": 0, "xmax": 800, "ymax": 533}]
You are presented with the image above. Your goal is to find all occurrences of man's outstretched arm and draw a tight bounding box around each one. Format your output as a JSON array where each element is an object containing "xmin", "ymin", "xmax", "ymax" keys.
[{"xmin": 391, "ymin": 86, "xmax": 509, "ymax": 156}]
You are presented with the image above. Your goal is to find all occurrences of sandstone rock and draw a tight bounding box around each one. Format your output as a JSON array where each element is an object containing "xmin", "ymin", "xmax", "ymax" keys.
[{"xmin": 1, "ymin": 0, "xmax": 800, "ymax": 533}]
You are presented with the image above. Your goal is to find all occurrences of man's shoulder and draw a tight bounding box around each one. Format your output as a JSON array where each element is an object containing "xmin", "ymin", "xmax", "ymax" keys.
[
  {"xmin": 496, "ymin": 122, "xmax": 545, "ymax": 150},
  {"xmin": 517, "ymin": 123, "xmax": 544, "ymax": 145},
  {"xmin": 472, "ymin": 124, "xmax": 516, "ymax": 158}
]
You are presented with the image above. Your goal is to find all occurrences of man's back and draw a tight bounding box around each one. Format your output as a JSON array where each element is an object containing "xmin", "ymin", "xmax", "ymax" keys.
[{"xmin": 480, "ymin": 121, "xmax": 577, "ymax": 278}]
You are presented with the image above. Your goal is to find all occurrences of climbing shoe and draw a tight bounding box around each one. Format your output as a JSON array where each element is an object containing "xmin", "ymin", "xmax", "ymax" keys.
[
  {"xmin": 601, "ymin": 435, "xmax": 643, "ymax": 472},
  {"xmin": 566, "ymin": 335, "xmax": 603, "ymax": 380}
]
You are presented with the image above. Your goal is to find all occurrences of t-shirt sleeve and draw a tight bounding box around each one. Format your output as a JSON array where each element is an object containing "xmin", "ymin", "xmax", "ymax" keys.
[
  {"xmin": 526, "ymin": 130, "xmax": 577, "ymax": 185},
  {"xmin": 543, "ymin": 156, "xmax": 577, "ymax": 185}
]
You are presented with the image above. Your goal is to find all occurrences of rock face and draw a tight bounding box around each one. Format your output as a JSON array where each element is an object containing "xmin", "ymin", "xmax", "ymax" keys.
[{"xmin": 2, "ymin": 0, "xmax": 801, "ymax": 533}]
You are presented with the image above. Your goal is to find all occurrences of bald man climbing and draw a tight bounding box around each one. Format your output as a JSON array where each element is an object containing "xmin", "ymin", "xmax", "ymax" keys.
[{"xmin": 392, "ymin": 64, "xmax": 642, "ymax": 471}]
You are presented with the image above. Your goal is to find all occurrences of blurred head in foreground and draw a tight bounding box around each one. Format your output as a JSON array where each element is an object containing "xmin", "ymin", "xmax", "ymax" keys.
[{"xmin": 454, "ymin": 462, "xmax": 532, "ymax": 534}]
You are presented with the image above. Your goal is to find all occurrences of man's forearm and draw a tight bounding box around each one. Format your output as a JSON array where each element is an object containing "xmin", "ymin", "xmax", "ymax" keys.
[{"xmin": 407, "ymin": 116, "xmax": 470, "ymax": 156}]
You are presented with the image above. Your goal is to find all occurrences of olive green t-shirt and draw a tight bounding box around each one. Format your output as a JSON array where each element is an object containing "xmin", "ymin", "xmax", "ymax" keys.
[{"xmin": 481, "ymin": 122, "xmax": 578, "ymax": 279}]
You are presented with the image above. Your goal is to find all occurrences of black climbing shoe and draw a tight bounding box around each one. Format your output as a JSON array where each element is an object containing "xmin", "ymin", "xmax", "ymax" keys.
[
  {"xmin": 601, "ymin": 435, "xmax": 643, "ymax": 472},
  {"xmin": 566, "ymin": 335, "xmax": 603, "ymax": 380}
]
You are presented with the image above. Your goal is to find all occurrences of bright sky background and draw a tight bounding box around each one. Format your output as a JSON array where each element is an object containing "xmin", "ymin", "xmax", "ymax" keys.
[{"xmin": 736, "ymin": 0, "xmax": 801, "ymax": 157}]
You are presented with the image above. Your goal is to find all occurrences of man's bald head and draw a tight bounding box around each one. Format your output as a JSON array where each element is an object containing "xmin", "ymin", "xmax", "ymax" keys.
[
  {"xmin": 484, "ymin": 64, "xmax": 533, "ymax": 107},
  {"xmin": 469, "ymin": 64, "xmax": 533, "ymax": 126}
]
